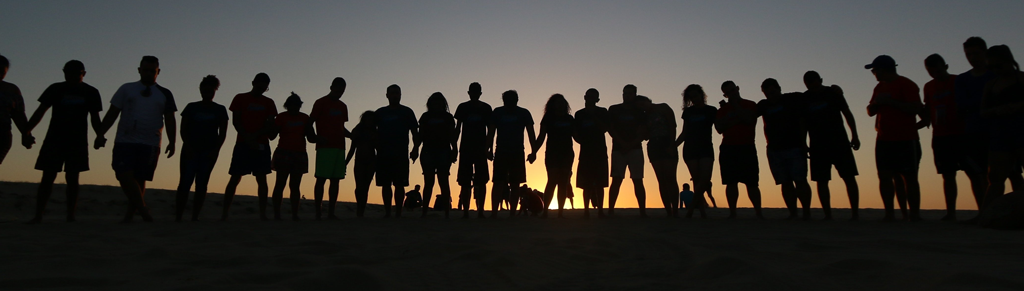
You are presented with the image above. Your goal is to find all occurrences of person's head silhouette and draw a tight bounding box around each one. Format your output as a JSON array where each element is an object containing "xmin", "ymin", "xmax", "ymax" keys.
[
  {"xmin": 357, "ymin": 110, "xmax": 377, "ymax": 129},
  {"xmin": 865, "ymin": 55, "xmax": 898, "ymax": 82},
  {"xmin": 682, "ymin": 84, "xmax": 706, "ymax": 109},
  {"xmin": 634, "ymin": 95, "xmax": 652, "ymax": 111},
  {"xmin": 386, "ymin": 84, "xmax": 402, "ymax": 105},
  {"xmin": 199, "ymin": 75, "xmax": 219, "ymax": 101},
  {"xmin": 468, "ymin": 82, "xmax": 482, "ymax": 100},
  {"xmin": 584, "ymin": 88, "xmax": 599, "ymax": 106},
  {"xmin": 0, "ymin": 55, "xmax": 8, "ymax": 80},
  {"xmin": 622, "ymin": 84, "xmax": 637, "ymax": 104},
  {"xmin": 426, "ymin": 92, "xmax": 449, "ymax": 113},
  {"xmin": 252, "ymin": 73, "xmax": 270, "ymax": 94},
  {"xmin": 62, "ymin": 60, "xmax": 85, "ymax": 83},
  {"xmin": 761, "ymin": 78, "xmax": 782, "ymax": 99},
  {"xmin": 544, "ymin": 94, "xmax": 570, "ymax": 116},
  {"xmin": 721, "ymin": 81, "xmax": 739, "ymax": 99},
  {"xmin": 138, "ymin": 55, "xmax": 159, "ymax": 86},
  {"xmin": 963, "ymin": 36, "xmax": 988, "ymax": 70},
  {"xmin": 502, "ymin": 90, "xmax": 518, "ymax": 106},
  {"xmin": 924, "ymin": 54, "xmax": 950, "ymax": 79},
  {"xmin": 414, "ymin": 185, "xmax": 421, "ymax": 191},
  {"xmin": 987, "ymin": 44, "xmax": 1020, "ymax": 76},
  {"xmin": 803, "ymin": 71, "xmax": 823, "ymax": 91},
  {"xmin": 330, "ymin": 77, "xmax": 347, "ymax": 97},
  {"xmin": 682, "ymin": 183, "xmax": 690, "ymax": 191},
  {"xmin": 284, "ymin": 92, "xmax": 303, "ymax": 112}
]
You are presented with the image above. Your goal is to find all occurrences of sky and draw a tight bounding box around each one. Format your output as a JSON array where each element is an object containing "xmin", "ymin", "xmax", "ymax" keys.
[{"xmin": 2, "ymin": 0, "xmax": 1023, "ymax": 211}]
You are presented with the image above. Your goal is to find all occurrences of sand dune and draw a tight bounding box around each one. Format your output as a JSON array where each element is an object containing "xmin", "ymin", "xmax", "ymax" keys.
[{"xmin": 2, "ymin": 181, "xmax": 1023, "ymax": 291}]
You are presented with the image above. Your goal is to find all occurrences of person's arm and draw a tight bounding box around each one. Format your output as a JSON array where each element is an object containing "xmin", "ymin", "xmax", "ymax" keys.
[
  {"xmin": 23, "ymin": 103, "xmax": 51, "ymax": 149},
  {"xmin": 675, "ymin": 124, "xmax": 686, "ymax": 147},
  {"xmin": 526, "ymin": 125, "xmax": 538, "ymax": 163},
  {"xmin": 410, "ymin": 126, "xmax": 420, "ymax": 163},
  {"xmin": 95, "ymin": 106, "xmax": 122, "ymax": 149},
  {"xmin": 486, "ymin": 123, "xmax": 496, "ymax": 161},
  {"xmin": 345, "ymin": 138, "xmax": 357, "ymax": 166},
  {"xmin": 266, "ymin": 116, "xmax": 279, "ymax": 141},
  {"xmin": 11, "ymin": 92, "xmax": 28, "ymax": 136},
  {"xmin": 529, "ymin": 123, "xmax": 546, "ymax": 164},
  {"xmin": 179, "ymin": 114, "xmax": 191, "ymax": 145},
  {"xmin": 449, "ymin": 119, "xmax": 459, "ymax": 164},
  {"xmin": 305, "ymin": 118, "xmax": 317, "ymax": 144},
  {"xmin": 217, "ymin": 115, "xmax": 228, "ymax": 149},
  {"xmin": 164, "ymin": 112, "xmax": 176, "ymax": 158},
  {"xmin": 834, "ymin": 88, "xmax": 861, "ymax": 151}
]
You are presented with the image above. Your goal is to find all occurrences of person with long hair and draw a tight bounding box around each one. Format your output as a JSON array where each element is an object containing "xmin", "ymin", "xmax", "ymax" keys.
[
  {"xmin": 415, "ymin": 92, "xmax": 457, "ymax": 218},
  {"xmin": 345, "ymin": 111, "xmax": 377, "ymax": 217},
  {"xmin": 531, "ymin": 94, "xmax": 574, "ymax": 218},
  {"xmin": 573, "ymin": 88, "xmax": 609, "ymax": 218},
  {"xmin": 981, "ymin": 45, "xmax": 1024, "ymax": 211},
  {"xmin": 636, "ymin": 95, "xmax": 680, "ymax": 218},
  {"xmin": 676, "ymin": 85, "xmax": 716, "ymax": 218}
]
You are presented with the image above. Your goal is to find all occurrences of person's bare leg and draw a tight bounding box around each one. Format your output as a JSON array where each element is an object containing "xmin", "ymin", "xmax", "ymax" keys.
[
  {"xmin": 474, "ymin": 183, "xmax": 487, "ymax": 218},
  {"xmin": 27, "ymin": 171, "xmax": 59, "ymax": 224},
  {"xmin": 542, "ymin": 180, "xmax": 556, "ymax": 218},
  {"xmin": 255, "ymin": 174, "xmax": 270, "ymax": 221},
  {"xmin": 354, "ymin": 182, "xmax": 369, "ymax": 218},
  {"xmin": 382, "ymin": 185, "xmax": 394, "ymax": 218},
  {"xmin": 878, "ymin": 172, "xmax": 896, "ymax": 221},
  {"xmin": 894, "ymin": 177, "xmax": 908, "ymax": 220},
  {"xmin": 817, "ymin": 181, "xmax": 832, "ymax": 220},
  {"xmin": 439, "ymin": 175, "xmax": 452, "ymax": 218},
  {"xmin": 632, "ymin": 178, "xmax": 647, "ymax": 218},
  {"xmin": 314, "ymin": 178, "xmax": 326, "ymax": 220},
  {"xmin": 394, "ymin": 186, "xmax": 406, "ymax": 218},
  {"xmin": 118, "ymin": 171, "xmax": 152, "ymax": 223},
  {"xmin": 328, "ymin": 179, "xmax": 340, "ymax": 219},
  {"xmin": 842, "ymin": 176, "xmax": 859, "ymax": 220},
  {"xmin": 608, "ymin": 177, "xmax": 623, "ymax": 216},
  {"xmin": 508, "ymin": 183, "xmax": 520, "ymax": 218},
  {"xmin": 192, "ymin": 168, "xmax": 212, "ymax": 221},
  {"xmin": 64, "ymin": 172, "xmax": 80, "ymax": 222},
  {"xmin": 460, "ymin": 184, "xmax": 471, "ymax": 218},
  {"xmin": 490, "ymin": 183, "xmax": 504, "ymax": 218},
  {"xmin": 422, "ymin": 174, "xmax": 436, "ymax": 218},
  {"xmin": 796, "ymin": 180, "xmax": 812, "ymax": 220},
  {"xmin": 903, "ymin": 172, "xmax": 922, "ymax": 221},
  {"xmin": 289, "ymin": 174, "xmax": 302, "ymax": 220},
  {"xmin": 272, "ymin": 171, "xmax": 289, "ymax": 220},
  {"xmin": 941, "ymin": 173, "xmax": 958, "ymax": 221},
  {"xmin": 221, "ymin": 175, "xmax": 243, "ymax": 221},
  {"xmin": 725, "ymin": 183, "xmax": 739, "ymax": 219},
  {"xmin": 781, "ymin": 183, "xmax": 798, "ymax": 219},
  {"xmin": 557, "ymin": 179, "xmax": 570, "ymax": 218},
  {"xmin": 967, "ymin": 173, "xmax": 986, "ymax": 212},
  {"xmin": 590, "ymin": 187, "xmax": 606, "ymax": 218},
  {"xmin": 1010, "ymin": 173, "xmax": 1024, "ymax": 192},
  {"xmin": 176, "ymin": 172, "xmax": 196, "ymax": 222}
]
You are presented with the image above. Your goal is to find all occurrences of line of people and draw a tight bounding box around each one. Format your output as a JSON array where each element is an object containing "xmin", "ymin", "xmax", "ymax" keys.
[{"xmin": 2, "ymin": 36, "xmax": 1021, "ymax": 223}]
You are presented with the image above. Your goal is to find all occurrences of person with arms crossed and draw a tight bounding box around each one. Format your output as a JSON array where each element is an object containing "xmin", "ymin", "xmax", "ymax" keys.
[
  {"xmin": 488, "ymin": 90, "xmax": 537, "ymax": 218},
  {"xmin": 175, "ymin": 75, "xmax": 228, "ymax": 222},
  {"xmin": 453, "ymin": 82, "xmax": 492, "ymax": 218},
  {"xmin": 221, "ymin": 73, "xmax": 276, "ymax": 221},
  {"xmin": 715, "ymin": 81, "xmax": 763, "ymax": 219},
  {"xmin": 96, "ymin": 56, "xmax": 177, "ymax": 223},
  {"xmin": 309, "ymin": 77, "xmax": 350, "ymax": 220},
  {"xmin": 375, "ymin": 84, "xmax": 419, "ymax": 218},
  {"xmin": 25, "ymin": 60, "xmax": 102, "ymax": 223}
]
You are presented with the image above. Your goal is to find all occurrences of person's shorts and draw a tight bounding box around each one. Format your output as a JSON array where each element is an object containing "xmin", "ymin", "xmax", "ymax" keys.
[
  {"xmin": 272, "ymin": 148, "xmax": 309, "ymax": 174},
  {"xmin": 932, "ymin": 135, "xmax": 973, "ymax": 175},
  {"xmin": 719, "ymin": 144, "xmax": 759, "ymax": 185},
  {"xmin": 228, "ymin": 143, "xmax": 272, "ymax": 176},
  {"xmin": 112, "ymin": 142, "xmax": 160, "ymax": 181},
  {"xmin": 647, "ymin": 141, "xmax": 679, "ymax": 163},
  {"xmin": 376, "ymin": 151, "xmax": 410, "ymax": 187},
  {"xmin": 767, "ymin": 147, "xmax": 808, "ymax": 185},
  {"xmin": 179, "ymin": 144, "xmax": 219, "ymax": 181},
  {"xmin": 576, "ymin": 146, "xmax": 608, "ymax": 188},
  {"xmin": 874, "ymin": 140, "xmax": 922, "ymax": 174},
  {"xmin": 35, "ymin": 139, "xmax": 90, "ymax": 173},
  {"xmin": 420, "ymin": 147, "xmax": 454, "ymax": 176},
  {"xmin": 315, "ymin": 147, "xmax": 347, "ymax": 179},
  {"xmin": 684, "ymin": 157, "xmax": 714, "ymax": 183},
  {"xmin": 545, "ymin": 151, "xmax": 574, "ymax": 182},
  {"xmin": 611, "ymin": 148, "xmax": 644, "ymax": 179},
  {"xmin": 0, "ymin": 131, "xmax": 11, "ymax": 165},
  {"xmin": 457, "ymin": 148, "xmax": 489, "ymax": 186},
  {"xmin": 809, "ymin": 142, "xmax": 859, "ymax": 182},
  {"xmin": 492, "ymin": 150, "xmax": 526, "ymax": 184}
]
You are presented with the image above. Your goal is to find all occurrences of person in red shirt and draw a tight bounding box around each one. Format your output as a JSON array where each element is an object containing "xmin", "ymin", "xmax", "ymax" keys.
[
  {"xmin": 309, "ymin": 77, "xmax": 350, "ymax": 220},
  {"xmin": 222, "ymin": 73, "xmax": 277, "ymax": 221},
  {"xmin": 271, "ymin": 93, "xmax": 314, "ymax": 221},
  {"xmin": 865, "ymin": 55, "xmax": 925, "ymax": 221},
  {"xmin": 715, "ymin": 81, "xmax": 763, "ymax": 219},
  {"xmin": 921, "ymin": 54, "xmax": 984, "ymax": 221}
]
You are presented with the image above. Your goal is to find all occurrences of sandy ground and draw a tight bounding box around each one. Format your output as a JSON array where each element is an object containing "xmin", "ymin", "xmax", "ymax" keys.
[{"xmin": 1, "ymin": 181, "xmax": 1024, "ymax": 291}]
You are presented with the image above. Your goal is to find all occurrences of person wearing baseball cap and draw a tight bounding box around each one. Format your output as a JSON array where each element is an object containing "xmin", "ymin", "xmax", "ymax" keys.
[{"xmin": 865, "ymin": 55, "xmax": 926, "ymax": 222}]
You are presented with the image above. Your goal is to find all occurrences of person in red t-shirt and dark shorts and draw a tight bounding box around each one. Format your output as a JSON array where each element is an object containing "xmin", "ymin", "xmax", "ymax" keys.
[
  {"xmin": 921, "ymin": 54, "xmax": 984, "ymax": 221},
  {"xmin": 271, "ymin": 93, "xmax": 314, "ymax": 221},
  {"xmin": 715, "ymin": 81, "xmax": 763, "ymax": 219},
  {"xmin": 222, "ymin": 73, "xmax": 278, "ymax": 221},
  {"xmin": 866, "ymin": 55, "xmax": 926, "ymax": 222}
]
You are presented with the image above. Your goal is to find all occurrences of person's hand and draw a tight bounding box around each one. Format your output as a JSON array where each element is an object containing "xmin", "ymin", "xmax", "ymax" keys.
[
  {"xmin": 94, "ymin": 136, "xmax": 107, "ymax": 150},
  {"xmin": 410, "ymin": 149, "xmax": 419, "ymax": 162},
  {"xmin": 165, "ymin": 142, "xmax": 176, "ymax": 158},
  {"xmin": 850, "ymin": 135, "xmax": 861, "ymax": 151},
  {"xmin": 21, "ymin": 133, "xmax": 34, "ymax": 149},
  {"xmin": 527, "ymin": 152, "xmax": 537, "ymax": 164},
  {"xmin": 487, "ymin": 149, "xmax": 494, "ymax": 161},
  {"xmin": 451, "ymin": 148, "xmax": 458, "ymax": 164},
  {"xmin": 719, "ymin": 100, "xmax": 728, "ymax": 108}
]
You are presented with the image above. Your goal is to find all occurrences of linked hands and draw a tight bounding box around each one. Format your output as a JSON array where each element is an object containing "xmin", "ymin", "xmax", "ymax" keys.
[
  {"xmin": 94, "ymin": 135, "xmax": 107, "ymax": 150},
  {"xmin": 527, "ymin": 152, "xmax": 537, "ymax": 164},
  {"xmin": 21, "ymin": 133, "xmax": 35, "ymax": 149}
]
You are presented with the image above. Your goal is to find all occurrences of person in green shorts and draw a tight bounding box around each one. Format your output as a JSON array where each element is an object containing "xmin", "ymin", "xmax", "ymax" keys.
[{"xmin": 309, "ymin": 77, "xmax": 350, "ymax": 220}]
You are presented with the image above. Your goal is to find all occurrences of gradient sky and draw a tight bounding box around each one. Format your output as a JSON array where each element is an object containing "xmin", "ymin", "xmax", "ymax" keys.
[{"xmin": 2, "ymin": 1, "xmax": 1023, "ymax": 211}]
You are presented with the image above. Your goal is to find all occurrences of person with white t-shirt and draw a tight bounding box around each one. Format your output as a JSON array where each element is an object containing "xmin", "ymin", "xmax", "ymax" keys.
[{"xmin": 96, "ymin": 55, "xmax": 178, "ymax": 223}]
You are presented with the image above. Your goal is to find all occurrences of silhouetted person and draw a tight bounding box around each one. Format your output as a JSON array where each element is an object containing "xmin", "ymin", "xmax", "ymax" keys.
[
  {"xmin": 607, "ymin": 84, "xmax": 648, "ymax": 217},
  {"xmin": 956, "ymin": 37, "xmax": 1024, "ymax": 219},
  {"xmin": 25, "ymin": 60, "xmax": 102, "ymax": 223},
  {"xmin": 715, "ymin": 81, "xmax": 763, "ymax": 219},
  {"xmin": 679, "ymin": 183, "xmax": 694, "ymax": 209},
  {"xmin": 404, "ymin": 185, "xmax": 422, "ymax": 210},
  {"xmin": 921, "ymin": 54, "xmax": 982, "ymax": 221},
  {"xmin": 677, "ymin": 85, "xmax": 715, "ymax": 218},
  {"xmin": 488, "ymin": 90, "xmax": 537, "ymax": 218},
  {"xmin": 271, "ymin": 93, "xmax": 314, "ymax": 221},
  {"xmin": 0, "ymin": 55, "xmax": 30, "ymax": 166},
  {"xmin": 865, "ymin": 55, "xmax": 925, "ymax": 221},
  {"xmin": 453, "ymin": 82, "xmax": 492, "ymax": 218},
  {"xmin": 415, "ymin": 92, "xmax": 457, "ymax": 218},
  {"xmin": 95, "ymin": 56, "xmax": 177, "ymax": 223},
  {"xmin": 175, "ymin": 75, "xmax": 228, "ymax": 222},
  {"xmin": 981, "ymin": 45, "xmax": 1024, "ymax": 212},
  {"xmin": 221, "ymin": 73, "xmax": 276, "ymax": 221},
  {"xmin": 802, "ymin": 71, "xmax": 861, "ymax": 220},
  {"xmin": 758, "ymin": 79, "xmax": 812, "ymax": 220},
  {"xmin": 309, "ymin": 77, "xmax": 350, "ymax": 220},
  {"xmin": 573, "ymin": 88, "xmax": 609, "ymax": 218},
  {"xmin": 635, "ymin": 96, "xmax": 680, "ymax": 218},
  {"xmin": 531, "ymin": 94, "xmax": 574, "ymax": 218},
  {"xmin": 376, "ymin": 84, "xmax": 419, "ymax": 218},
  {"xmin": 345, "ymin": 111, "xmax": 377, "ymax": 217}
]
